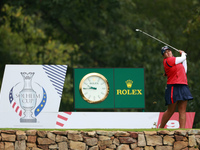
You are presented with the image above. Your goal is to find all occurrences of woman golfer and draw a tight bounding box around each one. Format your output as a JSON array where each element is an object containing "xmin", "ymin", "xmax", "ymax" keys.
[{"xmin": 160, "ymin": 46, "xmax": 193, "ymax": 128}]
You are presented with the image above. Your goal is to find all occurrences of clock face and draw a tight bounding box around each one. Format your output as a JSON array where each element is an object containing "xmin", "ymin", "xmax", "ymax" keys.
[{"xmin": 79, "ymin": 73, "xmax": 109, "ymax": 104}]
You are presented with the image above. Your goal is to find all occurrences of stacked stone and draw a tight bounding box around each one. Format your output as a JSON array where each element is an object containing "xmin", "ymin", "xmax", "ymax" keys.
[
  {"xmin": 138, "ymin": 130, "xmax": 200, "ymax": 150},
  {"xmin": 0, "ymin": 130, "xmax": 200, "ymax": 150}
]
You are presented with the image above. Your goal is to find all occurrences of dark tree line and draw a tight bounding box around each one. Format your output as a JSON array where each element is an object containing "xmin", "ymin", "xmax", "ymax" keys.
[{"xmin": 0, "ymin": 0, "xmax": 200, "ymax": 127}]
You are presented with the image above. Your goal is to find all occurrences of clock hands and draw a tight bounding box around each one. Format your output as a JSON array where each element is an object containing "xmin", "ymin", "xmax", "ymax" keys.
[
  {"xmin": 83, "ymin": 86, "xmax": 97, "ymax": 90},
  {"xmin": 83, "ymin": 83, "xmax": 97, "ymax": 90}
]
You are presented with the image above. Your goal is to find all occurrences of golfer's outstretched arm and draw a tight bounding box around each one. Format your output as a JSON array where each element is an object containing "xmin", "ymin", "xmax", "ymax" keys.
[{"xmin": 175, "ymin": 51, "xmax": 187, "ymax": 73}]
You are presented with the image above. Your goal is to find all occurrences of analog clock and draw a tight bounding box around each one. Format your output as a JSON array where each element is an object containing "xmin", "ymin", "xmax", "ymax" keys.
[{"xmin": 79, "ymin": 73, "xmax": 109, "ymax": 104}]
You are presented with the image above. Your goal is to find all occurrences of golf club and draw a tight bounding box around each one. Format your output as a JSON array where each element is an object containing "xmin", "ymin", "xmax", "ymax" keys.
[{"xmin": 135, "ymin": 29, "xmax": 180, "ymax": 53}]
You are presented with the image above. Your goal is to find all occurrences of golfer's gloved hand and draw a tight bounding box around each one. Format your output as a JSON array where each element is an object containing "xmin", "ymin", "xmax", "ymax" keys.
[{"xmin": 179, "ymin": 50, "xmax": 187, "ymax": 56}]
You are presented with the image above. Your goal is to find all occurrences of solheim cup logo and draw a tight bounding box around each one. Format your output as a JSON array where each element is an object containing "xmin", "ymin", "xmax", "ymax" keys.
[
  {"xmin": 20, "ymin": 72, "xmax": 37, "ymax": 122},
  {"xmin": 9, "ymin": 72, "xmax": 47, "ymax": 123}
]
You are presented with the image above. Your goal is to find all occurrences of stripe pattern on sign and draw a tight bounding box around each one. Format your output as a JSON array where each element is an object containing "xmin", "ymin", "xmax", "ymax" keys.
[
  {"xmin": 56, "ymin": 112, "xmax": 72, "ymax": 127},
  {"xmin": 9, "ymin": 87, "xmax": 23, "ymax": 117},
  {"xmin": 42, "ymin": 65, "xmax": 67, "ymax": 98}
]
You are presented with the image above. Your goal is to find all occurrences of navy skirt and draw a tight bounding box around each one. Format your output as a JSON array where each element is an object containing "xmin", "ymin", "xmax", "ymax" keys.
[{"xmin": 165, "ymin": 84, "xmax": 193, "ymax": 105}]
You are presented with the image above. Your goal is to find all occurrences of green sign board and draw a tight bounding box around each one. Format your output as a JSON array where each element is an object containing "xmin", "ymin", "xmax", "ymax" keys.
[
  {"xmin": 74, "ymin": 68, "xmax": 145, "ymax": 109},
  {"xmin": 114, "ymin": 68, "xmax": 145, "ymax": 108}
]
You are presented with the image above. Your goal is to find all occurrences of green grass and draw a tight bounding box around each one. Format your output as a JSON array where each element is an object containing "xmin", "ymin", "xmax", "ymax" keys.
[{"xmin": 0, "ymin": 128, "xmax": 194, "ymax": 132}]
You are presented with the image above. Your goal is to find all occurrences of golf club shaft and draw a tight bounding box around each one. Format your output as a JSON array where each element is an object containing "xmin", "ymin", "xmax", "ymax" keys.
[{"xmin": 136, "ymin": 29, "xmax": 179, "ymax": 52}]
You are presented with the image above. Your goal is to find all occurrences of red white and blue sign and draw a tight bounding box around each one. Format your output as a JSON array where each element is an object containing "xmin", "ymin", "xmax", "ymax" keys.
[
  {"xmin": 55, "ymin": 112, "xmax": 195, "ymax": 129},
  {"xmin": 0, "ymin": 65, "xmax": 67, "ymax": 128},
  {"xmin": 0, "ymin": 65, "xmax": 195, "ymax": 129}
]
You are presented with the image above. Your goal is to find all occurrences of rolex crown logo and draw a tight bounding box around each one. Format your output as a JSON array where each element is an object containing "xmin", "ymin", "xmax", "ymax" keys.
[{"xmin": 125, "ymin": 80, "xmax": 133, "ymax": 88}]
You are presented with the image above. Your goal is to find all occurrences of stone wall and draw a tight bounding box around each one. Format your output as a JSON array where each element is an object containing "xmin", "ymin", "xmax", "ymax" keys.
[{"xmin": 0, "ymin": 130, "xmax": 200, "ymax": 150}]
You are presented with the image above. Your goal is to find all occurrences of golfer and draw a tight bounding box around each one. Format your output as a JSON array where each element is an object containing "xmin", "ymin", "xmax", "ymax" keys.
[{"xmin": 160, "ymin": 46, "xmax": 193, "ymax": 128}]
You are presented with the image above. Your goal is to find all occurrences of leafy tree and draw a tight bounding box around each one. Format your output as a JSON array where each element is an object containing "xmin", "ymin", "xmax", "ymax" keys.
[{"xmin": 0, "ymin": 0, "xmax": 200, "ymax": 127}]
